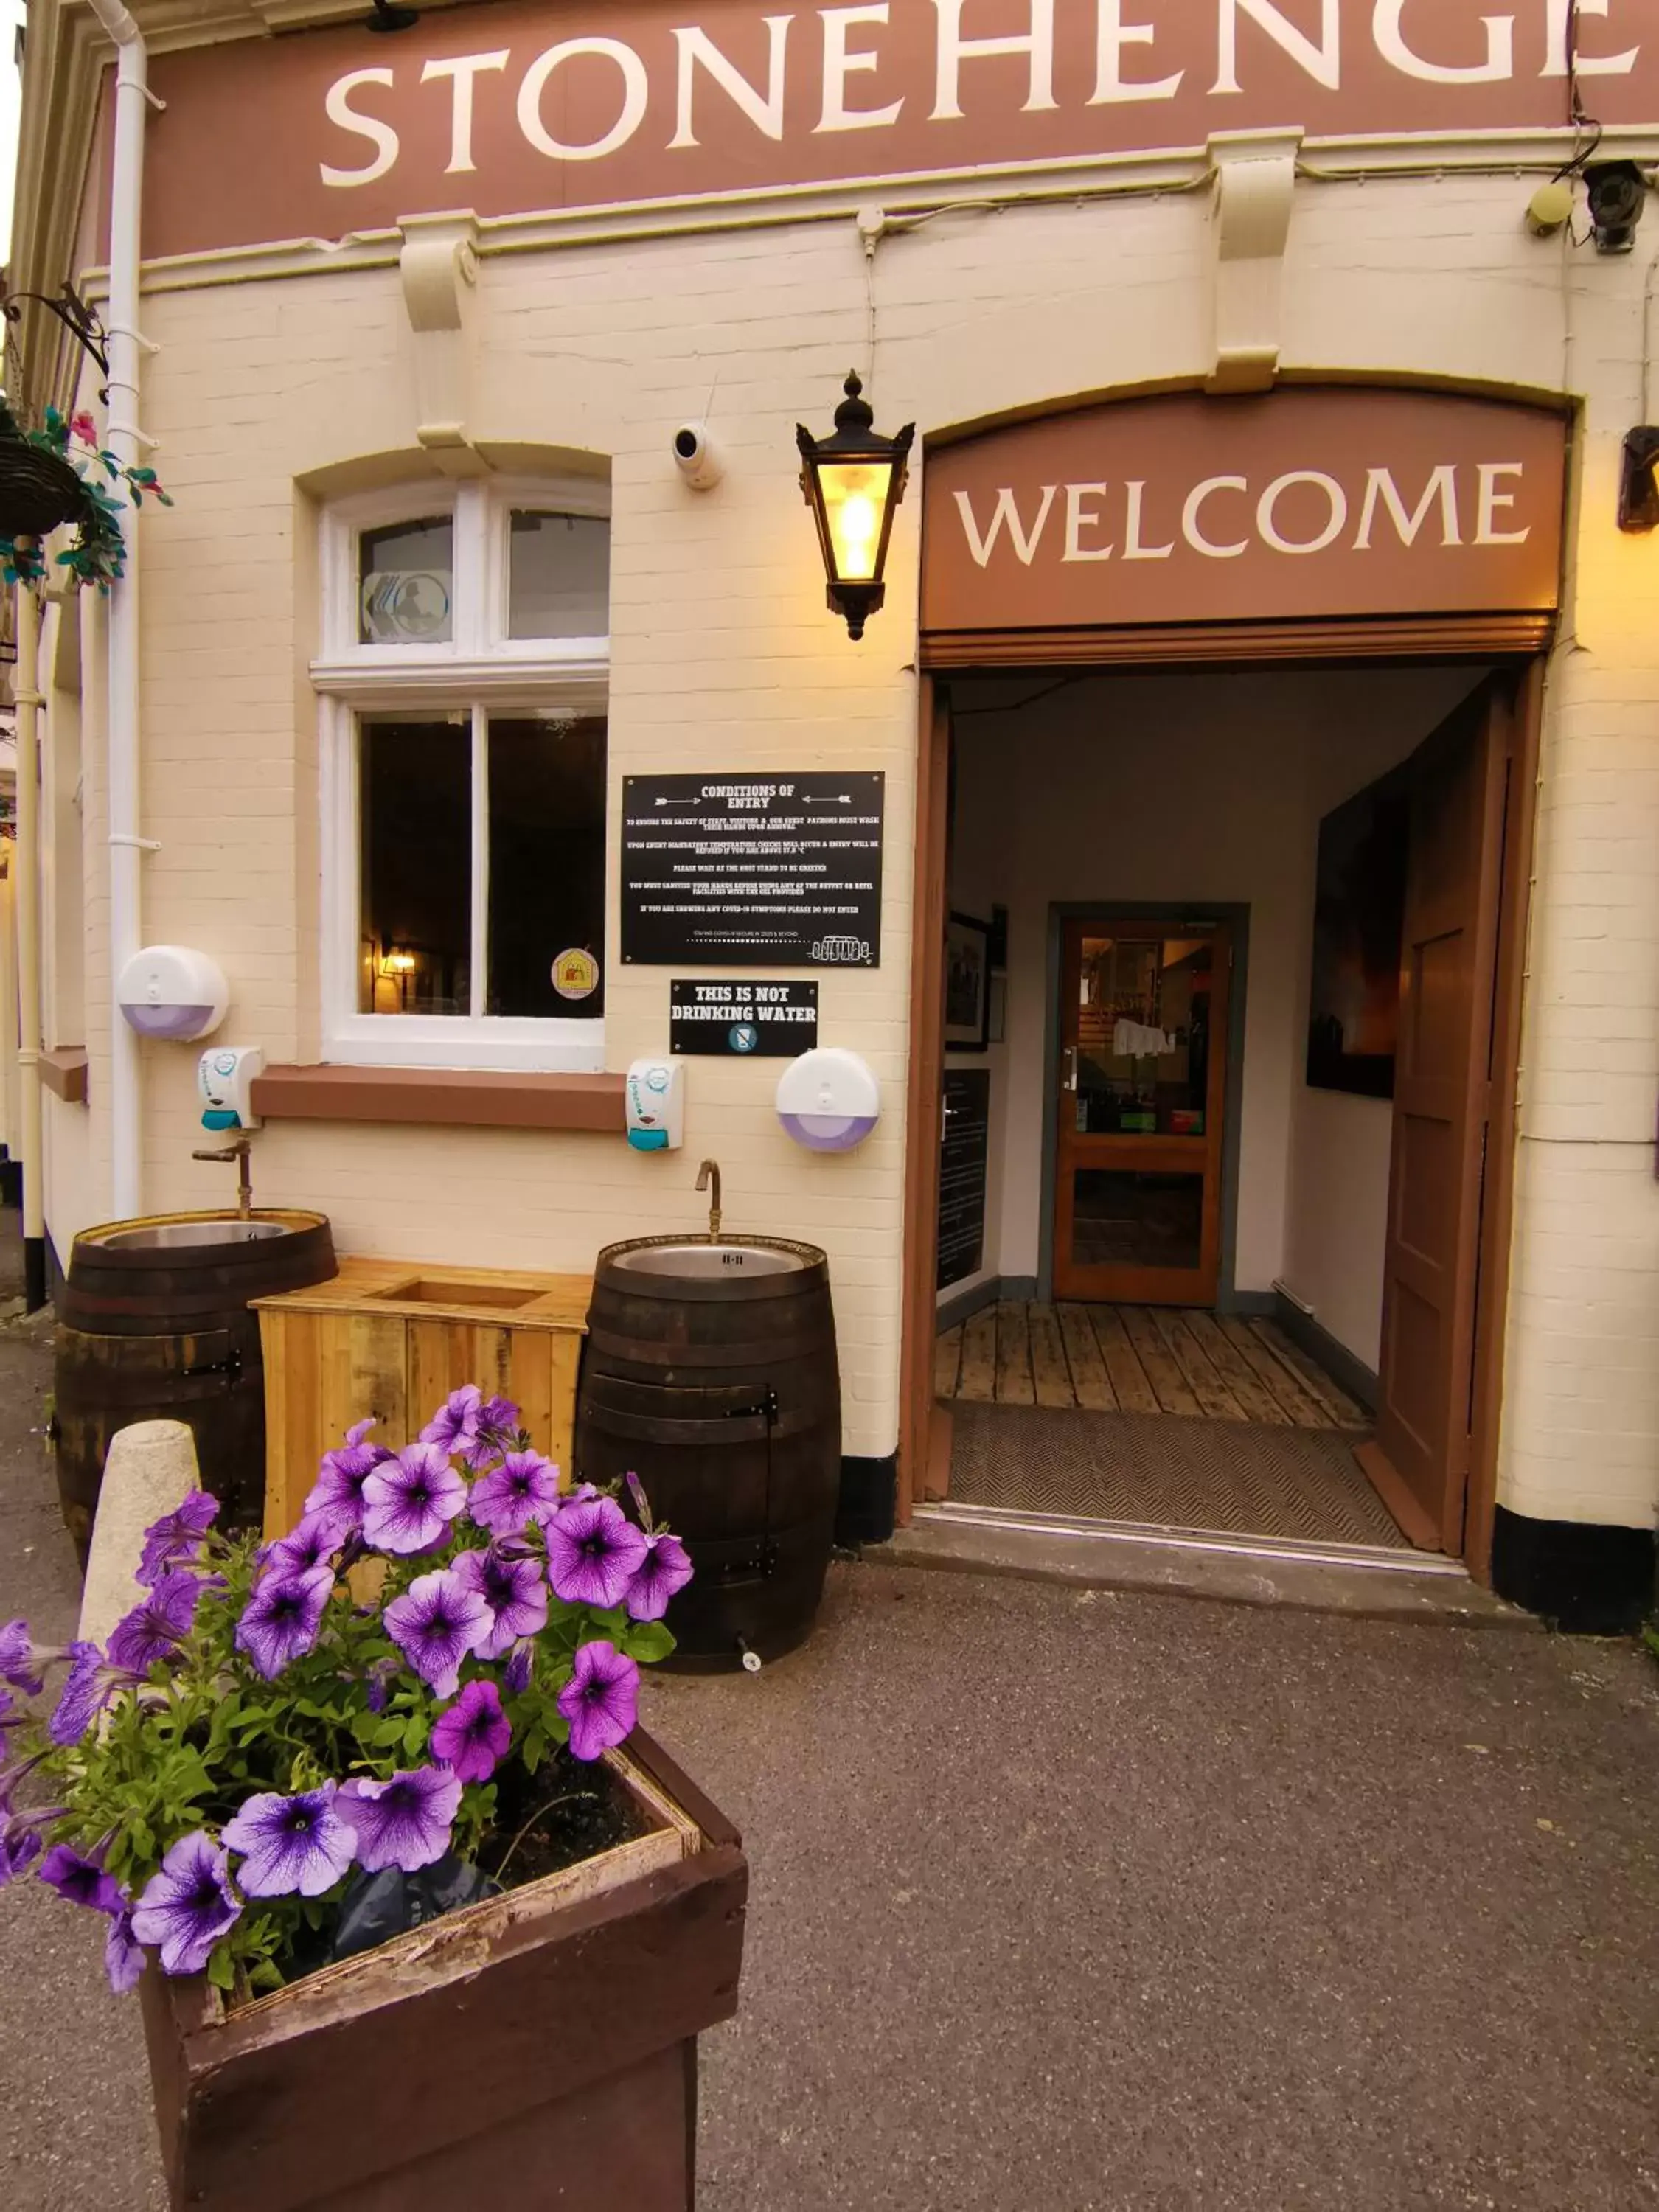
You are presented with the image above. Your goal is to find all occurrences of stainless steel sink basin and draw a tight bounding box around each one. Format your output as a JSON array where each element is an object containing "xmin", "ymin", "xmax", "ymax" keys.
[
  {"xmin": 605, "ymin": 1238, "xmax": 812, "ymax": 1279},
  {"xmin": 98, "ymin": 1220, "xmax": 293, "ymax": 1251}
]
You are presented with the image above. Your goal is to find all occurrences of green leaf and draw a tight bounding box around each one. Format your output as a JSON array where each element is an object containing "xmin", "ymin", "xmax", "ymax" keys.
[
  {"xmin": 206, "ymin": 1947, "xmax": 236, "ymax": 1992},
  {"xmin": 402, "ymin": 1714, "xmax": 428, "ymax": 1760},
  {"xmin": 620, "ymin": 1620, "xmax": 676, "ymax": 1663}
]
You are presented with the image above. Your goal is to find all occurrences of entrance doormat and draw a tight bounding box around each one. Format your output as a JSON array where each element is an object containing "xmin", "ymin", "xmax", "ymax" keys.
[{"xmin": 949, "ymin": 1402, "xmax": 1406, "ymax": 1549}]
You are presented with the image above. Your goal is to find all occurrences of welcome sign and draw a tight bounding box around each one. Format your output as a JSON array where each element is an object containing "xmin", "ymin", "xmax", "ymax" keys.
[
  {"xmin": 919, "ymin": 389, "xmax": 1567, "ymax": 633},
  {"xmin": 142, "ymin": 0, "xmax": 1655, "ymax": 260}
]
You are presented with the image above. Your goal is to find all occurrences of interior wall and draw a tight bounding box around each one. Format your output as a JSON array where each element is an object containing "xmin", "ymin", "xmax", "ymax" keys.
[{"xmin": 946, "ymin": 663, "xmax": 1489, "ymax": 1363}]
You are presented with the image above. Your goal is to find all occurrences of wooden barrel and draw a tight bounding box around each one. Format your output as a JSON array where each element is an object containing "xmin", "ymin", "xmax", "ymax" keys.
[
  {"xmin": 54, "ymin": 1211, "xmax": 336, "ymax": 1563},
  {"xmin": 576, "ymin": 1236, "xmax": 841, "ymax": 1670}
]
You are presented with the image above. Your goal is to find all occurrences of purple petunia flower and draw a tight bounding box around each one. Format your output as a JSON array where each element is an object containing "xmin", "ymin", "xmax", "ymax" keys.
[
  {"xmin": 304, "ymin": 1419, "xmax": 394, "ymax": 1536},
  {"xmin": 0, "ymin": 1816, "xmax": 48, "ymax": 1887},
  {"xmin": 461, "ymin": 1394, "xmax": 521, "ymax": 1473},
  {"xmin": 430, "ymin": 1679, "xmax": 512, "ymax": 1784},
  {"xmin": 363, "ymin": 1658, "xmax": 397, "ymax": 1714},
  {"xmin": 38, "ymin": 1843, "xmax": 126, "ymax": 1917},
  {"xmin": 336, "ymin": 1766, "xmax": 462, "ymax": 1874},
  {"xmin": 451, "ymin": 1546, "xmax": 549, "ymax": 1660},
  {"xmin": 262, "ymin": 1512, "xmax": 343, "ymax": 1582},
  {"xmin": 382, "ymin": 1570, "xmax": 491, "ymax": 1697},
  {"xmin": 624, "ymin": 1531, "xmax": 695, "ymax": 1624},
  {"xmin": 132, "ymin": 1831, "xmax": 242, "ymax": 1978},
  {"xmin": 105, "ymin": 1907, "xmax": 144, "ymax": 1994},
  {"xmin": 467, "ymin": 1450, "xmax": 560, "ymax": 1536},
  {"xmin": 557, "ymin": 1640, "xmax": 640, "ymax": 1762},
  {"xmin": 234, "ymin": 1564, "xmax": 334, "ymax": 1681},
  {"xmin": 545, "ymin": 1497, "xmax": 648, "ymax": 1611},
  {"xmin": 502, "ymin": 1639, "xmax": 535, "ymax": 1696},
  {"xmin": 48, "ymin": 1642, "xmax": 131, "ymax": 1747},
  {"xmin": 136, "ymin": 1491, "xmax": 220, "ymax": 1586},
  {"xmin": 419, "ymin": 1385, "xmax": 484, "ymax": 1460},
  {"xmin": 362, "ymin": 1443, "xmax": 468, "ymax": 1556},
  {"xmin": 0, "ymin": 1686, "xmax": 21, "ymax": 1734},
  {"xmin": 107, "ymin": 1573, "xmax": 208, "ymax": 1675},
  {"xmin": 222, "ymin": 1784, "xmax": 356, "ymax": 1898},
  {"xmin": 0, "ymin": 1619, "xmax": 44, "ymax": 1696}
]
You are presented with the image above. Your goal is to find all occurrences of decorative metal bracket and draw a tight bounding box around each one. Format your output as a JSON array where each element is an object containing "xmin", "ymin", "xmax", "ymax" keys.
[{"xmin": 1, "ymin": 281, "xmax": 111, "ymax": 386}]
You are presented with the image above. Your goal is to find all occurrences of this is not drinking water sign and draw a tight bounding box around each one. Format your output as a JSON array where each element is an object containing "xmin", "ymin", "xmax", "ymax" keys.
[{"xmin": 620, "ymin": 773, "xmax": 884, "ymax": 967}]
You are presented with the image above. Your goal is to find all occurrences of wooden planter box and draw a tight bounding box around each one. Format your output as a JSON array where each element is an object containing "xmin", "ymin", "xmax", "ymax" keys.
[
  {"xmin": 139, "ymin": 1731, "xmax": 745, "ymax": 2211},
  {"xmin": 255, "ymin": 1259, "xmax": 593, "ymax": 1537}
]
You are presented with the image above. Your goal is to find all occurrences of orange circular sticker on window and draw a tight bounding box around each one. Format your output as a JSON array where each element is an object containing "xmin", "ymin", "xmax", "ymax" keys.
[{"xmin": 552, "ymin": 949, "xmax": 599, "ymax": 1001}]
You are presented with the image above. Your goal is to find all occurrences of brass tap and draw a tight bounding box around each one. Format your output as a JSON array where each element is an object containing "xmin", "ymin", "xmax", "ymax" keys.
[
  {"xmin": 192, "ymin": 1136, "xmax": 253, "ymax": 1222},
  {"xmin": 695, "ymin": 1158, "xmax": 722, "ymax": 1242}
]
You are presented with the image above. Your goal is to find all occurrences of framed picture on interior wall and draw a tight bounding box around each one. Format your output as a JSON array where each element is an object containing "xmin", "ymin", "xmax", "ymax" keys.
[
  {"xmin": 1306, "ymin": 763, "xmax": 1411, "ymax": 1099},
  {"xmin": 987, "ymin": 971, "xmax": 1007, "ymax": 1045},
  {"xmin": 945, "ymin": 911, "xmax": 991, "ymax": 1051}
]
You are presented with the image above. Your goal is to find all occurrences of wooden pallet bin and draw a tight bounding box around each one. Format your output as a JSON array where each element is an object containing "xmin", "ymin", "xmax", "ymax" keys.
[{"xmin": 255, "ymin": 1259, "xmax": 592, "ymax": 1538}]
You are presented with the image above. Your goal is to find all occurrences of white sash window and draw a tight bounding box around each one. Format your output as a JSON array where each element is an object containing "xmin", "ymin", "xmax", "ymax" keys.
[{"xmin": 313, "ymin": 478, "xmax": 609, "ymax": 1071}]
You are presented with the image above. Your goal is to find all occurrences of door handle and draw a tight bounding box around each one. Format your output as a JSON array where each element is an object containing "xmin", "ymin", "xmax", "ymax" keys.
[{"xmin": 1062, "ymin": 1046, "xmax": 1078, "ymax": 1093}]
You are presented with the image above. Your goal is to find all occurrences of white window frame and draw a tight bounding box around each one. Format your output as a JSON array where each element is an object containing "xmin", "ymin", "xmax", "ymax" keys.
[{"xmin": 314, "ymin": 477, "xmax": 609, "ymax": 1073}]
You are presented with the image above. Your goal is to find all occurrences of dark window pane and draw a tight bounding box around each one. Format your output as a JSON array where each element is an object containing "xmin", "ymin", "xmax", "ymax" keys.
[
  {"xmin": 487, "ymin": 715, "xmax": 607, "ymax": 1018},
  {"xmin": 358, "ymin": 516, "xmax": 453, "ymax": 644},
  {"xmin": 508, "ymin": 511, "xmax": 609, "ymax": 638},
  {"xmin": 1069, "ymin": 1171, "xmax": 1203, "ymax": 1271},
  {"xmin": 358, "ymin": 720, "xmax": 471, "ymax": 1015}
]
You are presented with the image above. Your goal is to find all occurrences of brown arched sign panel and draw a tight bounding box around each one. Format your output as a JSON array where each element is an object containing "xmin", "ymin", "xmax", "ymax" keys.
[{"xmin": 919, "ymin": 386, "xmax": 1567, "ymax": 665}]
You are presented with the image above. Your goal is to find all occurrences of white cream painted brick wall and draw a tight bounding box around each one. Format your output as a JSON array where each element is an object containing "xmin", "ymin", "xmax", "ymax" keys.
[{"xmin": 41, "ymin": 172, "xmax": 1659, "ymax": 1517}]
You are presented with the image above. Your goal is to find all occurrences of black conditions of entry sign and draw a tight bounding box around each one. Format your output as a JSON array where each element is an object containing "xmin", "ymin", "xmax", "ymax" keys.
[
  {"xmin": 670, "ymin": 980, "xmax": 819, "ymax": 1057},
  {"xmin": 622, "ymin": 772, "xmax": 883, "ymax": 967}
]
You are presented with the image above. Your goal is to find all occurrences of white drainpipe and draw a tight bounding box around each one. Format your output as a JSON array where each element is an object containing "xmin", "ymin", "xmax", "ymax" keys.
[
  {"xmin": 88, "ymin": 0, "xmax": 149, "ymax": 1220},
  {"xmin": 13, "ymin": 579, "xmax": 44, "ymax": 1307}
]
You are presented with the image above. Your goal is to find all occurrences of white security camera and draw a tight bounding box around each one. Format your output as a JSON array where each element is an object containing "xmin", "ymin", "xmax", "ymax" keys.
[{"xmin": 672, "ymin": 422, "xmax": 724, "ymax": 491}]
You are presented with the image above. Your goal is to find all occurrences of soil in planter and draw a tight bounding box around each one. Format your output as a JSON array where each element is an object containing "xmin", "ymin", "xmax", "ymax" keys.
[{"xmin": 488, "ymin": 1746, "xmax": 651, "ymax": 1889}]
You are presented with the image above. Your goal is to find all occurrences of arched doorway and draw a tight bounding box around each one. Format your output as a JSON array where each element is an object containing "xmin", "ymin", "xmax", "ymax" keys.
[{"xmin": 900, "ymin": 384, "xmax": 1566, "ymax": 1579}]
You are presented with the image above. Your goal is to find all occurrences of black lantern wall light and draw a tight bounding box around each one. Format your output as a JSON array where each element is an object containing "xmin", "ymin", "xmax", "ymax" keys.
[{"xmin": 796, "ymin": 372, "xmax": 914, "ymax": 641}]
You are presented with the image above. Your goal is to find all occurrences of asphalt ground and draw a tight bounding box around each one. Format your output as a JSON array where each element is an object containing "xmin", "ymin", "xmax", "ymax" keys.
[{"xmin": 1, "ymin": 1208, "xmax": 1656, "ymax": 2211}]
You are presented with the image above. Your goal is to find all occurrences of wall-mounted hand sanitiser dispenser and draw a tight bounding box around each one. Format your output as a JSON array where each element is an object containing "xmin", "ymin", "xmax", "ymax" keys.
[
  {"xmin": 198, "ymin": 1046, "xmax": 264, "ymax": 1133},
  {"xmin": 776, "ymin": 1048, "xmax": 880, "ymax": 1152},
  {"xmin": 626, "ymin": 1058, "xmax": 684, "ymax": 1151},
  {"xmin": 116, "ymin": 946, "xmax": 229, "ymax": 1041}
]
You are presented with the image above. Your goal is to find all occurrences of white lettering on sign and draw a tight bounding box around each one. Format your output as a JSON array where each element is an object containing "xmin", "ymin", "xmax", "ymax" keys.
[
  {"xmin": 953, "ymin": 483, "xmax": 1058, "ymax": 566},
  {"xmin": 1374, "ymin": 0, "xmax": 1513, "ymax": 87},
  {"xmin": 950, "ymin": 459, "xmax": 1532, "ymax": 569},
  {"xmin": 816, "ymin": 4, "xmax": 905, "ymax": 131},
  {"xmin": 1213, "ymin": 0, "xmax": 1341, "ymax": 97},
  {"xmin": 669, "ymin": 15, "xmax": 793, "ymax": 149},
  {"xmin": 421, "ymin": 50, "xmax": 510, "ymax": 175},
  {"xmin": 516, "ymin": 38, "xmax": 650, "ymax": 161},
  {"xmin": 308, "ymin": 0, "xmax": 1654, "ymax": 204},
  {"xmin": 321, "ymin": 69, "xmax": 399, "ymax": 187},
  {"xmin": 1354, "ymin": 463, "xmax": 1462, "ymax": 547},
  {"xmin": 931, "ymin": 0, "xmax": 1059, "ymax": 123},
  {"xmin": 1091, "ymin": 0, "xmax": 1184, "ymax": 105}
]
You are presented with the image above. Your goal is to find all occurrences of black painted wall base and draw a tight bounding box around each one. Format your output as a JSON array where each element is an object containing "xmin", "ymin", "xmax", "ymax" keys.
[
  {"xmin": 835, "ymin": 1452, "xmax": 897, "ymax": 1547},
  {"xmin": 1491, "ymin": 1505, "xmax": 1656, "ymax": 1636},
  {"xmin": 0, "ymin": 1157, "xmax": 20, "ymax": 1210},
  {"xmin": 22, "ymin": 1237, "xmax": 46, "ymax": 1315}
]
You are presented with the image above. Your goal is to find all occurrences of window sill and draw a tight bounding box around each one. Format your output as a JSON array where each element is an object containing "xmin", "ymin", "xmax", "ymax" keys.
[
  {"xmin": 251, "ymin": 1064, "xmax": 626, "ymax": 1134},
  {"xmin": 41, "ymin": 1048, "xmax": 89, "ymax": 1105}
]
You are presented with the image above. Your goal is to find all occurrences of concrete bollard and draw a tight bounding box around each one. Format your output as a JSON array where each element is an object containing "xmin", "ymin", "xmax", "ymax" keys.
[{"xmin": 78, "ymin": 1420, "xmax": 203, "ymax": 1648}]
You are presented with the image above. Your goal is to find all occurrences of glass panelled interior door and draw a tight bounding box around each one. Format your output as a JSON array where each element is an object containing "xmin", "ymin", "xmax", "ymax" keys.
[{"xmin": 1053, "ymin": 919, "xmax": 1230, "ymax": 1304}]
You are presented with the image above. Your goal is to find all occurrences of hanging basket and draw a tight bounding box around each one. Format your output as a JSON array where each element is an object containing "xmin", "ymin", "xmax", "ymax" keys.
[{"xmin": 0, "ymin": 427, "xmax": 89, "ymax": 538}]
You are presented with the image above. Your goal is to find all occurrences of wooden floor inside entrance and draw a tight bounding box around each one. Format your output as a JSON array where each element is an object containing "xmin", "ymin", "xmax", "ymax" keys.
[{"xmin": 936, "ymin": 1302, "xmax": 1369, "ymax": 1431}]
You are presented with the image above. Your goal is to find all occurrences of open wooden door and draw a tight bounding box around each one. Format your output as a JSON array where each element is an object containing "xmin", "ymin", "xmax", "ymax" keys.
[
  {"xmin": 1369, "ymin": 677, "xmax": 1513, "ymax": 1555},
  {"xmin": 898, "ymin": 678, "xmax": 953, "ymax": 1521}
]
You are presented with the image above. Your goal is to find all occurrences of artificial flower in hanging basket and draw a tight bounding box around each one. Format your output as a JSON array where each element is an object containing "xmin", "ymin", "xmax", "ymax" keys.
[
  {"xmin": 0, "ymin": 400, "xmax": 170, "ymax": 592},
  {"xmin": 0, "ymin": 1387, "xmax": 745, "ymax": 2211}
]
